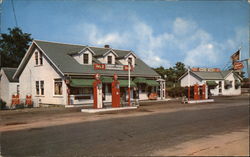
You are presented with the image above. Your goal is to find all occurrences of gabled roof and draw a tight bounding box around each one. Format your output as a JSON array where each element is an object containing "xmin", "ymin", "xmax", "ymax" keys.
[
  {"xmin": 14, "ymin": 40, "xmax": 159, "ymax": 78},
  {"xmin": 1, "ymin": 67, "xmax": 19, "ymax": 82},
  {"xmin": 179, "ymin": 70, "xmax": 234, "ymax": 81}
]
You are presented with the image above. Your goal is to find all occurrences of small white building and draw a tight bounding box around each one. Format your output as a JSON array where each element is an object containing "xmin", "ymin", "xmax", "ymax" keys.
[
  {"xmin": 179, "ymin": 69, "xmax": 242, "ymax": 96},
  {"xmin": 11, "ymin": 40, "xmax": 165, "ymax": 107},
  {"xmin": 0, "ymin": 68, "xmax": 19, "ymax": 107}
]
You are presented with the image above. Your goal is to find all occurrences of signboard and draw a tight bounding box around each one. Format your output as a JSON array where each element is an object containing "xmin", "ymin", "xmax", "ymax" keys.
[
  {"xmin": 191, "ymin": 68, "xmax": 221, "ymax": 72},
  {"xmin": 233, "ymin": 62, "xmax": 244, "ymax": 70},
  {"xmin": 94, "ymin": 64, "xmax": 133, "ymax": 71},
  {"xmin": 94, "ymin": 64, "xmax": 105, "ymax": 70}
]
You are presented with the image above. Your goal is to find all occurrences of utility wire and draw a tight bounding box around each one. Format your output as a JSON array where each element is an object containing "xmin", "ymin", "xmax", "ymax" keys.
[{"xmin": 11, "ymin": 0, "xmax": 18, "ymax": 27}]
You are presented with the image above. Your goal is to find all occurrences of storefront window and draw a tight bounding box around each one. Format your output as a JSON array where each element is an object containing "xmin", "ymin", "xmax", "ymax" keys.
[
  {"xmin": 54, "ymin": 79, "xmax": 62, "ymax": 95},
  {"xmin": 141, "ymin": 84, "xmax": 146, "ymax": 93}
]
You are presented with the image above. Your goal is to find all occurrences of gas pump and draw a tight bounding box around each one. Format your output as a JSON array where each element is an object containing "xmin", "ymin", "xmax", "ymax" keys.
[
  {"xmin": 194, "ymin": 84, "xmax": 199, "ymax": 100},
  {"xmin": 202, "ymin": 84, "xmax": 206, "ymax": 100},
  {"xmin": 93, "ymin": 73, "xmax": 103, "ymax": 109},
  {"xmin": 112, "ymin": 74, "xmax": 120, "ymax": 107}
]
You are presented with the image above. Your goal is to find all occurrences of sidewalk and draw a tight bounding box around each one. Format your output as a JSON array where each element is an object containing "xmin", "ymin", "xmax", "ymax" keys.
[{"xmin": 154, "ymin": 128, "xmax": 249, "ymax": 156}]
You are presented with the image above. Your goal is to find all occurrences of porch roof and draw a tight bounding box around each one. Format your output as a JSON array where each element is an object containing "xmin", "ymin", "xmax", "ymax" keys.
[{"xmin": 70, "ymin": 79, "xmax": 95, "ymax": 87}]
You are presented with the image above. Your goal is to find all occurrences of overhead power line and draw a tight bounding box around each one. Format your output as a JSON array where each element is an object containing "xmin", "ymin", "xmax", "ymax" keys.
[{"xmin": 11, "ymin": 0, "xmax": 18, "ymax": 27}]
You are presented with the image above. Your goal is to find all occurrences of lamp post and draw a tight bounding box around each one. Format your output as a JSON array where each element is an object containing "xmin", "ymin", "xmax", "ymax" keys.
[
  {"xmin": 128, "ymin": 59, "xmax": 131, "ymax": 106},
  {"xmin": 187, "ymin": 66, "xmax": 190, "ymax": 100}
]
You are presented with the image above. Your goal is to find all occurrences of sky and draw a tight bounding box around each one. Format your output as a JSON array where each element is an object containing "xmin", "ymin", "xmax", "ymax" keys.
[{"xmin": 1, "ymin": 0, "xmax": 249, "ymax": 72}]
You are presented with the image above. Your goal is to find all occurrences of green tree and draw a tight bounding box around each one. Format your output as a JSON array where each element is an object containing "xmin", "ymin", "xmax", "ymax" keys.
[{"xmin": 0, "ymin": 27, "xmax": 33, "ymax": 68}]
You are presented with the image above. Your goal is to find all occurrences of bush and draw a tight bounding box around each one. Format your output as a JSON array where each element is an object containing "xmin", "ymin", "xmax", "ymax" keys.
[
  {"xmin": 0, "ymin": 99, "xmax": 7, "ymax": 110},
  {"xmin": 167, "ymin": 87, "xmax": 186, "ymax": 98}
]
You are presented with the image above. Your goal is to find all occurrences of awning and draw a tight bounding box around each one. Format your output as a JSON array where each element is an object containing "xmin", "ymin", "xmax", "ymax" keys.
[
  {"xmin": 101, "ymin": 76, "xmax": 113, "ymax": 83},
  {"xmin": 133, "ymin": 77, "xmax": 146, "ymax": 84},
  {"xmin": 70, "ymin": 79, "xmax": 95, "ymax": 87},
  {"xmin": 206, "ymin": 81, "xmax": 218, "ymax": 86},
  {"xmin": 119, "ymin": 80, "xmax": 136, "ymax": 87},
  {"xmin": 145, "ymin": 80, "xmax": 159, "ymax": 86}
]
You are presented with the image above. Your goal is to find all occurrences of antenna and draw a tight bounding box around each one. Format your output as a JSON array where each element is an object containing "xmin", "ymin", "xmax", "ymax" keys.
[{"xmin": 11, "ymin": 0, "xmax": 18, "ymax": 27}]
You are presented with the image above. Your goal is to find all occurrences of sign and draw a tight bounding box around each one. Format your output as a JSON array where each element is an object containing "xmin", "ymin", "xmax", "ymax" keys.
[
  {"xmin": 94, "ymin": 64, "xmax": 105, "ymax": 70},
  {"xmin": 191, "ymin": 68, "xmax": 221, "ymax": 72},
  {"xmin": 93, "ymin": 64, "xmax": 133, "ymax": 71},
  {"xmin": 233, "ymin": 62, "xmax": 244, "ymax": 70},
  {"xmin": 106, "ymin": 64, "xmax": 124, "ymax": 70}
]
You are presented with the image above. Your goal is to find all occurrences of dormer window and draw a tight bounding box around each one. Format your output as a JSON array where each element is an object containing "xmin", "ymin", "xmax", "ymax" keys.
[
  {"xmin": 128, "ymin": 57, "xmax": 133, "ymax": 65},
  {"xmin": 108, "ymin": 56, "xmax": 112, "ymax": 64},
  {"xmin": 83, "ymin": 54, "xmax": 89, "ymax": 64}
]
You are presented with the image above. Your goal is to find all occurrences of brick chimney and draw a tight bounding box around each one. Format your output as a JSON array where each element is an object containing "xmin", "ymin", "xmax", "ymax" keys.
[{"xmin": 104, "ymin": 45, "xmax": 110, "ymax": 48}]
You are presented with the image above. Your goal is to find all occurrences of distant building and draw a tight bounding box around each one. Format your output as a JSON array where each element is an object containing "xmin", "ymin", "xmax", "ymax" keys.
[
  {"xmin": 9, "ymin": 40, "xmax": 165, "ymax": 107},
  {"xmin": 179, "ymin": 68, "xmax": 242, "ymax": 96},
  {"xmin": 0, "ymin": 68, "xmax": 19, "ymax": 106}
]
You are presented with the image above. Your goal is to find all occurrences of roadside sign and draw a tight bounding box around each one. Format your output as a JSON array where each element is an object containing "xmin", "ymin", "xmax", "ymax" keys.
[{"xmin": 233, "ymin": 62, "xmax": 244, "ymax": 70}]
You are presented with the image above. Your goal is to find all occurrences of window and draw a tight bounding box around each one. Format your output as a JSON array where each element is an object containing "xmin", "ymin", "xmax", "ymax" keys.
[
  {"xmin": 83, "ymin": 87, "xmax": 92, "ymax": 94},
  {"xmin": 35, "ymin": 52, "xmax": 39, "ymax": 65},
  {"xmin": 108, "ymin": 56, "xmax": 112, "ymax": 64},
  {"xmin": 141, "ymin": 84, "xmax": 146, "ymax": 93},
  {"xmin": 40, "ymin": 81, "xmax": 44, "ymax": 95},
  {"xmin": 128, "ymin": 57, "xmax": 133, "ymax": 65},
  {"xmin": 39, "ymin": 51, "xmax": 43, "ymax": 65},
  {"xmin": 83, "ymin": 54, "xmax": 89, "ymax": 64},
  {"xmin": 17, "ymin": 85, "xmax": 20, "ymax": 95},
  {"xmin": 54, "ymin": 79, "xmax": 63, "ymax": 95},
  {"xmin": 36, "ymin": 81, "xmax": 39, "ymax": 95}
]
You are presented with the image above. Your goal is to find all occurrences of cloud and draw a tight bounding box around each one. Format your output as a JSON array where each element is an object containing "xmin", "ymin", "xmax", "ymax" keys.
[{"xmin": 69, "ymin": 16, "xmax": 248, "ymax": 69}]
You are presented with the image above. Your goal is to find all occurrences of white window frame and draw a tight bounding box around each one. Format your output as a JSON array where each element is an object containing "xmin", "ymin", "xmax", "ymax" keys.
[{"xmin": 54, "ymin": 79, "xmax": 63, "ymax": 96}]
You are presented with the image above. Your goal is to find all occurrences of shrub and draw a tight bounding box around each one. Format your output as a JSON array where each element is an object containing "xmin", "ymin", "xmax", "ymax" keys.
[
  {"xmin": 167, "ymin": 87, "xmax": 186, "ymax": 98},
  {"xmin": 0, "ymin": 99, "xmax": 7, "ymax": 110}
]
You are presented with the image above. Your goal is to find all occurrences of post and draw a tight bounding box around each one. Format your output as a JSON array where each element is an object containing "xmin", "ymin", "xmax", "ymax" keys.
[
  {"xmin": 188, "ymin": 67, "xmax": 190, "ymax": 100},
  {"xmin": 128, "ymin": 61, "xmax": 131, "ymax": 106}
]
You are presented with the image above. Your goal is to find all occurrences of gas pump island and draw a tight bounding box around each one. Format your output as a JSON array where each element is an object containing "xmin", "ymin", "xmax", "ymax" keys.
[{"xmin": 93, "ymin": 73, "xmax": 121, "ymax": 109}]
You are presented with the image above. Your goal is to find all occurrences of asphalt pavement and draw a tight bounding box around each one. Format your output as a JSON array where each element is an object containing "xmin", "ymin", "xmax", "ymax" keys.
[{"xmin": 1, "ymin": 96, "xmax": 249, "ymax": 156}]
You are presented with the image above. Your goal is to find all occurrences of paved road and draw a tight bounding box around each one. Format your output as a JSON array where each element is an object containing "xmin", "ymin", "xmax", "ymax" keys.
[{"xmin": 1, "ymin": 96, "xmax": 249, "ymax": 156}]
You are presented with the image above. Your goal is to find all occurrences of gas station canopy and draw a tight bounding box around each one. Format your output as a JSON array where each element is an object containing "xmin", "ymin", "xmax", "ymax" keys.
[
  {"xmin": 119, "ymin": 80, "xmax": 137, "ymax": 87},
  {"xmin": 101, "ymin": 77, "xmax": 113, "ymax": 83},
  {"xmin": 133, "ymin": 77, "xmax": 147, "ymax": 84},
  {"xmin": 70, "ymin": 79, "xmax": 95, "ymax": 87},
  {"xmin": 145, "ymin": 80, "xmax": 159, "ymax": 86},
  {"xmin": 206, "ymin": 81, "xmax": 218, "ymax": 86}
]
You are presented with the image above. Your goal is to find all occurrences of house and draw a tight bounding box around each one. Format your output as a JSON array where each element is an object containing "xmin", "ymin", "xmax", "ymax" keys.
[
  {"xmin": 179, "ymin": 68, "xmax": 242, "ymax": 96},
  {"xmin": 0, "ymin": 68, "xmax": 19, "ymax": 107},
  {"xmin": 12, "ymin": 40, "xmax": 164, "ymax": 107}
]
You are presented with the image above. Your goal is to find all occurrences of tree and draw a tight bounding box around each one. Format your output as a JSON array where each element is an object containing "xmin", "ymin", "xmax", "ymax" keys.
[{"xmin": 0, "ymin": 27, "xmax": 33, "ymax": 68}]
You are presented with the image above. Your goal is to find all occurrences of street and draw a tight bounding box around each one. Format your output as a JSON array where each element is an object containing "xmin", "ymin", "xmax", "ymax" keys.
[{"xmin": 0, "ymin": 95, "xmax": 249, "ymax": 156}]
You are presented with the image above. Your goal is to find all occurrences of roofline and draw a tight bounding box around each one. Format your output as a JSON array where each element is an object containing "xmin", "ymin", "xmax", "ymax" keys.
[
  {"xmin": 34, "ymin": 39, "xmax": 85, "ymax": 47},
  {"xmin": 13, "ymin": 41, "xmax": 35, "ymax": 79},
  {"xmin": 34, "ymin": 39, "xmax": 133, "ymax": 53},
  {"xmin": 103, "ymin": 49, "xmax": 119, "ymax": 57},
  {"xmin": 124, "ymin": 51, "xmax": 137, "ymax": 59},
  {"xmin": 13, "ymin": 41, "xmax": 65, "ymax": 79},
  {"xmin": 222, "ymin": 70, "xmax": 233, "ymax": 79},
  {"xmin": 74, "ymin": 47, "xmax": 96, "ymax": 56},
  {"xmin": 64, "ymin": 72, "xmax": 160, "ymax": 78},
  {"xmin": 178, "ymin": 71, "xmax": 203, "ymax": 81},
  {"xmin": 33, "ymin": 41, "xmax": 65, "ymax": 77}
]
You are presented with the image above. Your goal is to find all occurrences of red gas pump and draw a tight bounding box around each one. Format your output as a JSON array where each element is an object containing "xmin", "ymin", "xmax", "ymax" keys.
[
  {"xmin": 202, "ymin": 84, "xmax": 206, "ymax": 100},
  {"xmin": 194, "ymin": 84, "xmax": 199, "ymax": 100},
  {"xmin": 112, "ymin": 74, "xmax": 120, "ymax": 107},
  {"xmin": 93, "ymin": 73, "xmax": 103, "ymax": 109}
]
